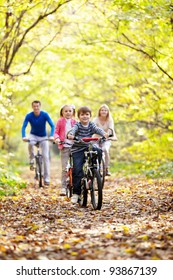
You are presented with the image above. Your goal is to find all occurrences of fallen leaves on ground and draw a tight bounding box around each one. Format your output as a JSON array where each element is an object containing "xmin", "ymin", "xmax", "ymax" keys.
[{"xmin": 0, "ymin": 175, "xmax": 173, "ymax": 260}]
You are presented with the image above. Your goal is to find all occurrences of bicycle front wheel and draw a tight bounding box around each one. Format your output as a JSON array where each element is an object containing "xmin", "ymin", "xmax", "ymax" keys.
[
  {"xmin": 99, "ymin": 158, "xmax": 106, "ymax": 188},
  {"xmin": 90, "ymin": 169, "xmax": 102, "ymax": 210},
  {"xmin": 79, "ymin": 178, "xmax": 88, "ymax": 207},
  {"xmin": 36, "ymin": 157, "xmax": 43, "ymax": 188}
]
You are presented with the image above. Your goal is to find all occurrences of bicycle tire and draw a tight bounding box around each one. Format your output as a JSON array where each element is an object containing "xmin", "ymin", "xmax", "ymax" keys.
[
  {"xmin": 79, "ymin": 178, "xmax": 88, "ymax": 207},
  {"xmin": 99, "ymin": 158, "xmax": 106, "ymax": 188},
  {"xmin": 66, "ymin": 167, "xmax": 73, "ymax": 198},
  {"xmin": 90, "ymin": 169, "xmax": 102, "ymax": 210},
  {"xmin": 36, "ymin": 157, "xmax": 43, "ymax": 188},
  {"xmin": 66, "ymin": 184, "xmax": 73, "ymax": 198}
]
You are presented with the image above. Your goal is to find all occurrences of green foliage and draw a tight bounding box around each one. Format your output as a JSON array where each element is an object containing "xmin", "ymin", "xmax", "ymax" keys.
[
  {"xmin": 112, "ymin": 160, "xmax": 173, "ymax": 179},
  {"xmin": 1, "ymin": 0, "xmax": 173, "ymax": 179},
  {"xmin": 0, "ymin": 164, "xmax": 26, "ymax": 197}
]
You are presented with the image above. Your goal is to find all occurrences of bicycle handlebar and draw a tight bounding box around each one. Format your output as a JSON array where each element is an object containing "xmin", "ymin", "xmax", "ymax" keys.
[{"xmin": 24, "ymin": 138, "xmax": 54, "ymax": 144}]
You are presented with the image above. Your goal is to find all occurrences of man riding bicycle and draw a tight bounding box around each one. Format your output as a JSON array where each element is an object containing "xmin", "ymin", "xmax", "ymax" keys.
[{"xmin": 21, "ymin": 100, "xmax": 55, "ymax": 186}]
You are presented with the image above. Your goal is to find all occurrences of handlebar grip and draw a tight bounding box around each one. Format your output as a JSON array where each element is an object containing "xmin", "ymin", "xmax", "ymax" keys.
[{"xmin": 74, "ymin": 136, "xmax": 79, "ymax": 141}]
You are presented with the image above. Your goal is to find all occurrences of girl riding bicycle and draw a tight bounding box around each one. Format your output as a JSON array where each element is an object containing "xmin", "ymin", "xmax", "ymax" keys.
[
  {"xmin": 54, "ymin": 105, "xmax": 76, "ymax": 196},
  {"xmin": 67, "ymin": 106, "xmax": 108, "ymax": 203}
]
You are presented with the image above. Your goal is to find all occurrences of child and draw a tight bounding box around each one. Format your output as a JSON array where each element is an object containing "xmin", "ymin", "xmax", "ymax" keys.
[
  {"xmin": 67, "ymin": 106, "xmax": 108, "ymax": 203},
  {"xmin": 54, "ymin": 105, "xmax": 76, "ymax": 196},
  {"xmin": 93, "ymin": 104, "xmax": 117, "ymax": 176}
]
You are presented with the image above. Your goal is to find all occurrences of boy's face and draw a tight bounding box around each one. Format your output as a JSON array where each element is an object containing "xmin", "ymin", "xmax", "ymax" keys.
[{"xmin": 79, "ymin": 112, "xmax": 91, "ymax": 125}]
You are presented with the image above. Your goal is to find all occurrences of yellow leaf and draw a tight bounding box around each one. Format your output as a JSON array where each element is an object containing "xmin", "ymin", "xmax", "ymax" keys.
[
  {"xmin": 151, "ymin": 255, "xmax": 161, "ymax": 260},
  {"xmin": 71, "ymin": 251, "xmax": 78, "ymax": 256},
  {"xmin": 105, "ymin": 233, "xmax": 113, "ymax": 239},
  {"xmin": 125, "ymin": 248, "xmax": 136, "ymax": 254},
  {"xmin": 16, "ymin": 235, "xmax": 25, "ymax": 240},
  {"xmin": 64, "ymin": 243, "xmax": 71, "ymax": 249},
  {"xmin": 73, "ymin": 238, "xmax": 83, "ymax": 243},
  {"xmin": 137, "ymin": 235, "xmax": 148, "ymax": 241},
  {"xmin": 122, "ymin": 225, "xmax": 130, "ymax": 234},
  {"xmin": 0, "ymin": 245, "xmax": 7, "ymax": 252}
]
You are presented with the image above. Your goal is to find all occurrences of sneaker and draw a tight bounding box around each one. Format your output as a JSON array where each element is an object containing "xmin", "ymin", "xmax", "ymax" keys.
[
  {"xmin": 60, "ymin": 188, "xmax": 66, "ymax": 196},
  {"xmin": 44, "ymin": 181, "xmax": 50, "ymax": 186},
  {"xmin": 106, "ymin": 168, "xmax": 111, "ymax": 176},
  {"xmin": 30, "ymin": 160, "xmax": 34, "ymax": 171},
  {"xmin": 71, "ymin": 194, "xmax": 79, "ymax": 203}
]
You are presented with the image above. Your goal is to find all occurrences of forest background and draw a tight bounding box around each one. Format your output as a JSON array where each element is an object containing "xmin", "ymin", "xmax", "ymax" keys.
[{"xmin": 1, "ymin": 0, "xmax": 173, "ymax": 192}]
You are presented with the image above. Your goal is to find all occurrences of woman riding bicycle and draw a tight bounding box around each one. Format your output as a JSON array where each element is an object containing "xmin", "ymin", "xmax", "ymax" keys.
[
  {"xmin": 67, "ymin": 106, "xmax": 108, "ymax": 204},
  {"xmin": 93, "ymin": 104, "xmax": 117, "ymax": 176}
]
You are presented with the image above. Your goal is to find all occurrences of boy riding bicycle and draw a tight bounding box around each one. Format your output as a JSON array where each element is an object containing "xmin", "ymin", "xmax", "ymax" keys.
[{"xmin": 67, "ymin": 106, "xmax": 108, "ymax": 203}]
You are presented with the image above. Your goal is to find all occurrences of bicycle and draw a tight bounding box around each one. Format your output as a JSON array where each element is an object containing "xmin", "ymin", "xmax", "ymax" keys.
[
  {"xmin": 78, "ymin": 136, "xmax": 105, "ymax": 210},
  {"xmin": 60, "ymin": 137, "xmax": 103, "ymax": 205},
  {"xmin": 97, "ymin": 128, "xmax": 114, "ymax": 188},
  {"xmin": 26, "ymin": 138, "xmax": 52, "ymax": 188},
  {"xmin": 58, "ymin": 141, "xmax": 74, "ymax": 198},
  {"xmin": 65, "ymin": 147, "xmax": 73, "ymax": 198},
  {"xmin": 62, "ymin": 132, "xmax": 113, "ymax": 206}
]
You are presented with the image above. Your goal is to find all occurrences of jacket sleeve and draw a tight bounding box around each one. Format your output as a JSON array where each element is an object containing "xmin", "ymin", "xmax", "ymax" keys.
[
  {"xmin": 21, "ymin": 114, "xmax": 29, "ymax": 138},
  {"xmin": 46, "ymin": 113, "xmax": 55, "ymax": 137},
  {"xmin": 92, "ymin": 122, "xmax": 105, "ymax": 136},
  {"xmin": 54, "ymin": 119, "xmax": 61, "ymax": 139}
]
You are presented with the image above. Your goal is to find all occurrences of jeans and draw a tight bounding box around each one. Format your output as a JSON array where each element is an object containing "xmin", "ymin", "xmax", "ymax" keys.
[
  {"xmin": 28, "ymin": 134, "xmax": 50, "ymax": 183},
  {"xmin": 72, "ymin": 146, "xmax": 102, "ymax": 195},
  {"xmin": 60, "ymin": 147, "xmax": 71, "ymax": 189}
]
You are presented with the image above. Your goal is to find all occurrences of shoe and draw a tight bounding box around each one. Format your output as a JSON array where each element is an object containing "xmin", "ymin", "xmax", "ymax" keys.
[
  {"xmin": 60, "ymin": 188, "xmax": 66, "ymax": 196},
  {"xmin": 44, "ymin": 181, "xmax": 50, "ymax": 186},
  {"xmin": 30, "ymin": 161, "xmax": 34, "ymax": 171},
  {"xmin": 71, "ymin": 194, "xmax": 79, "ymax": 203},
  {"xmin": 106, "ymin": 168, "xmax": 111, "ymax": 176}
]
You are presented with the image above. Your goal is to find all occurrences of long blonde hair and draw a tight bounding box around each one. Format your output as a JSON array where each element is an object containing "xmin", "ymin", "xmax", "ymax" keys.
[{"xmin": 98, "ymin": 104, "xmax": 112, "ymax": 120}]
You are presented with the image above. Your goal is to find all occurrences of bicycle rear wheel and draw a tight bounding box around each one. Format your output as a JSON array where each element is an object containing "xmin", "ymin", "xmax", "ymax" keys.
[
  {"xmin": 90, "ymin": 169, "xmax": 102, "ymax": 210},
  {"xmin": 66, "ymin": 168, "xmax": 73, "ymax": 198},
  {"xmin": 66, "ymin": 183, "xmax": 73, "ymax": 198},
  {"xmin": 79, "ymin": 178, "xmax": 88, "ymax": 207}
]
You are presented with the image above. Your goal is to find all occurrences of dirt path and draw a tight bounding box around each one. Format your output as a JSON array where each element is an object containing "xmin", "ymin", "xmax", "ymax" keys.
[{"xmin": 0, "ymin": 158, "xmax": 173, "ymax": 260}]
